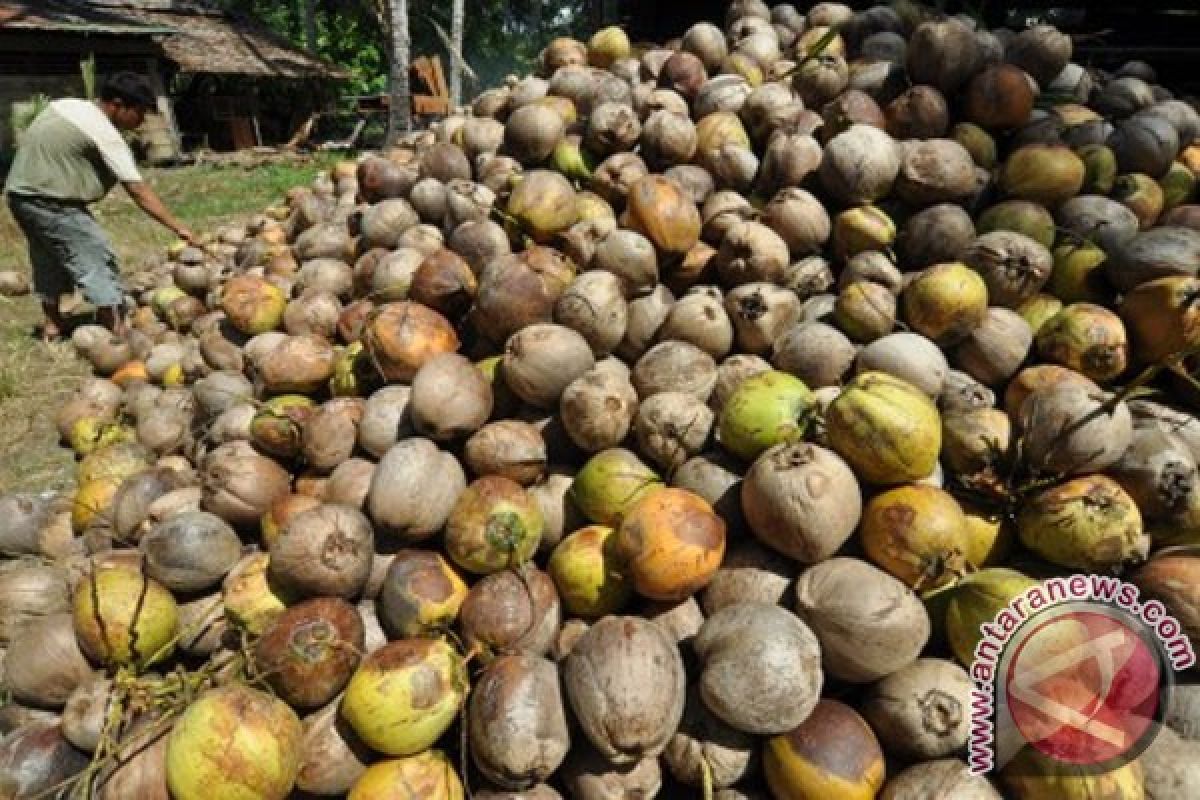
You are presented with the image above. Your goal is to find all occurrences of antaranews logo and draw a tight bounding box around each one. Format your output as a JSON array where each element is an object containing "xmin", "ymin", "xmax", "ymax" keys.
[{"xmin": 967, "ymin": 574, "xmax": 1195, "ymax": 775}]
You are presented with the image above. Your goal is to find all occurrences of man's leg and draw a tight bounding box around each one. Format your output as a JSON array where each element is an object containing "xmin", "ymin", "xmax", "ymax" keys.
[
  {"xmin": 7, "ymin": 196, "xmax": 74, "ymax": 338},
  {"xmin": 10, "ymin": 198, "xmax": 127, "ymax": 334}
]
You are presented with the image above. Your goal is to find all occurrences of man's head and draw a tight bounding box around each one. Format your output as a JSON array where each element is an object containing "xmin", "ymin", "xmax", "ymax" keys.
[{"xmin": 98, "ymin": 72, "xmax": 157, "ymax": 130}]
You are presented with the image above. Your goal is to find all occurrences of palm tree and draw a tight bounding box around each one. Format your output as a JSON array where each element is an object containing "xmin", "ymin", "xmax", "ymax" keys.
[
  {"xmin": 386, "ymin": 0, "xmax": 412, "ymax": 141},
  {"xmin": 449, "ymin": 0, "xmax": 465, "ymax": 108}
]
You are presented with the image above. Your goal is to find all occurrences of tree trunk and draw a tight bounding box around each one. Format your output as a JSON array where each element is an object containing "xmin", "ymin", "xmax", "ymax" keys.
[
  {"xmin": 449, "ymin": 0, "xmax": 465, "ymax": 109},
  {"xmin": 387, "ymin": 0, "xmax": 412, "ymax": 142},
  {"xmin": 303, "ymin": 0, "xmax": 318, "ymax": 52}
]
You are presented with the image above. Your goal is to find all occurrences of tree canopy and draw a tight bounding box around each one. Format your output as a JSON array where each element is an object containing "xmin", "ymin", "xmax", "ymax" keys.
[{"xmin": 219, "ymin": 0, "xmax": 597, "ymax": 98}]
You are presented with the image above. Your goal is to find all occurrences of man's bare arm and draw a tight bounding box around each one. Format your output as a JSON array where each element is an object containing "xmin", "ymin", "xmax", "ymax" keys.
[{"xmin": 123, "ymin": 181, "xmax": 196, "ymax": 243}]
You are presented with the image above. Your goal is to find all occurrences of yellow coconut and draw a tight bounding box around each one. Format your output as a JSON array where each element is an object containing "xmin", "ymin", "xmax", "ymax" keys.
[
  {"xmin": 72, "ymin": 563, "xmax": 178, "ymax": 668},
  {"xmin": 340, "ymin": 638, "xmax": 467, "ymax": 756},
  {"xmin": 166, "ymin": 685, "xmax": 302, "ymax": 800}
]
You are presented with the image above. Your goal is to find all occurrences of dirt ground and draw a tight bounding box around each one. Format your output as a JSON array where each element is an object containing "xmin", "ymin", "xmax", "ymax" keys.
[{"xmin": 0, "ymin": 155, "xmax": 341, "ymax": 494}]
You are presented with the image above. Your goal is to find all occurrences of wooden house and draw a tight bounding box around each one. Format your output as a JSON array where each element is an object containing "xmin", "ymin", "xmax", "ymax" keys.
[{"xmin": 0, "ymin": 0, "xmax": 346, "ymax": 164}]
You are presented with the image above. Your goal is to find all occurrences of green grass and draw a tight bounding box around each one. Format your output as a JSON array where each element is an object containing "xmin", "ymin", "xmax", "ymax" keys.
[{"xmin": 0, "ymin": 154, "xmax": 342, "ymax": 493}]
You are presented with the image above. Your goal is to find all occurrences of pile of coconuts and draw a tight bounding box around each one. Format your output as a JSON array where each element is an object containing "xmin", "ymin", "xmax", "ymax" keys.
[{"xmin": 8, "ymin": 1, "xmax": 1200, "ymax": 798}]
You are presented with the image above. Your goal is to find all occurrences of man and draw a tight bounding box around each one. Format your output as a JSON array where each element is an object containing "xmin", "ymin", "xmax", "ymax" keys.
[{"xmin": 5, "ymin": 72, "xmax": 195, "ymax": 338}]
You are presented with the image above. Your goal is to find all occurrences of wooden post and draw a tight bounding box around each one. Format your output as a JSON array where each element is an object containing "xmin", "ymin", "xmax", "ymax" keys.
[{"xmin": 145, "ymin": 57, "xmax": 182, "ymax": 160}]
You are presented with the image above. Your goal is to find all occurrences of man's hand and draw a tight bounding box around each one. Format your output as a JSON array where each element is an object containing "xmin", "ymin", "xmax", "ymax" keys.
[{"xmin": 123, "ymin": 181, "xmax": 195, "ymax": 244}]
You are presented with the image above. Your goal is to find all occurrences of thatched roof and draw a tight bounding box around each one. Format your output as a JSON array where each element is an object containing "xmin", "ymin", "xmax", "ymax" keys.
[
  {"xmin": 0, "ymin": 1, "xmax": 173, "ymax": 35},
  {"xmin": 0, "ymin": 0, "xmax": 347, "ymax": 79}
]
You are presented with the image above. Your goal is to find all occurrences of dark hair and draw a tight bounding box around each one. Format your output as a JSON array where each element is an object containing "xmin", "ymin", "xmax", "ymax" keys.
[{"xmin": 99, "ymin": 72, "xmax": 157, "ymax": 111}]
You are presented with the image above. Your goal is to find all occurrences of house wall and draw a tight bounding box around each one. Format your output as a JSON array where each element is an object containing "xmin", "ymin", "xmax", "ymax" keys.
[
  {"xmin": 0, "ymin": 33, "xmax": 178, "ymax": 169},
  {"xmin": 0, "ymin": 73, "xmax": 87, "ymax": 158}
]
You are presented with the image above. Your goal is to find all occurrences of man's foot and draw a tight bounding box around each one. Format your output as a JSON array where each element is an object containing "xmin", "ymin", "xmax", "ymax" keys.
[
  {"xmin": 37, "ymin": 302, "xmax": 65, "ymax": 342},
  {"xmin": 96, "ymin": 306, "xmax": 127, "ymax": 338}
]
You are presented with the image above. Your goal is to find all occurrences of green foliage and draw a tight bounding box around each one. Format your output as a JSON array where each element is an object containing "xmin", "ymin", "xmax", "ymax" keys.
[
  {"xmin": 11, "ymin": 94, "xmax": 50, "ymax": 143},
  {"xmin": 216, "ymin": 0, "xmax": 596, "ymax": 100}
]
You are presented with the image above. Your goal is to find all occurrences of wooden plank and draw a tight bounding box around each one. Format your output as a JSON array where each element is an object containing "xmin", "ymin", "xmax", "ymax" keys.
[
  {"xmin": 413, "ymin": 95, "xmax": 449, "ymax": 115},
  {"xmin": 411, "ymin": 56, "xmax": 435, "ymax": 95},
  {"xmin": 429, "ymin": 55, "xmax": 448, "ymax": 99}
]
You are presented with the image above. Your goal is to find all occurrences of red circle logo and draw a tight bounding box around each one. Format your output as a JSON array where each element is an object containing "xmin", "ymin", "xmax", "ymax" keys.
[{"xmin": 1005, "ymin": 609, "xmax": 1162, "ymax": 766}]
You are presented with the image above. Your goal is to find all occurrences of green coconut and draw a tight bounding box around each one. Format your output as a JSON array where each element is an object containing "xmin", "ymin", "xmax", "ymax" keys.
[
  {"xmin": 569, "ymin": 448, "xmax": 663, "ymax": 526},
  {"xmin": 825, "ymin": 372, "xmax": 942, "ymax": 485},
  {"xmin": 717, "ymin": 371, "xmax": 816, "ymax": 462}
]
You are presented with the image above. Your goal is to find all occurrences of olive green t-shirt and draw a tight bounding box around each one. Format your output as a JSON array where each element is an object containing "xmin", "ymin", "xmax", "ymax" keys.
[{"xmin": 4, "ymin": 98, "xmax": 142, "ymax": 204}]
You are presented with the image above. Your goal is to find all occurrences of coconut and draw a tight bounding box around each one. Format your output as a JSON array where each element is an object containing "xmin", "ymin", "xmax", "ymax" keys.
[
  {"xmin": 139, "ymin": 511, "xmax": 240, "ymax": 593},
  {"xmin": 717, "ymin": 370, "xmax": 815, "ymax": 462},
  {"xmin": 664, "ymin": 687, "xmax": 755, "ymax": 790},
  {"xmin": 633, "ymin": 392, "xmax": 715, "ymax": 471},
  {"xmin": 4, "ymin": 612, "xmax": 92, "ymax": 709},
  {"xmin": 1056, "ymin": 195, "xmax": 1141, "ymax": 255},
  {"xmin": 902, "ymin": 262, "xmax": 988, "ymax": 345},
  {"xmin": 693, "ymin": 603, "xmax": 821, "ymax": 736},
  {"xmin": 0, "ymin": 720, "xmax": 91, "ymax": 799},
  {"xmin": 758, "ymin": 133, "xmax": 822, "ymax": 196},
  {"xmin": 1107, "ymin": 226, "xmax": 1200, "ymax": 292},
  {"xmin": 560, "ymin": 746, "xmax": 662, "ymax": 800},
  {"xmin": 269, "ymin": 504, "xmax": 373, "ymax": 598},
  {"xmin": 897, "ymin": 140, "xmax": 978, "ymax": 211},
  {"xmin": 1035, "ymin": 303, "xmax": 1129, "ymax": 383},
  {"xmin": 255, "ymin": 598, "xmax": 363, "ymax": 710},
  {"xmin": 367, "ymin": 437, "xmax": 465, "ymax": 542},
  {"xmin": 1018, "ymin": 475, "xmax": 1148, "ymax": 570},
  {"xmin": 629, "ymin": 340, "xmax": 717, "ymax": 402},
  {"xmin": 469, "ymin": 655, "xmax": 570, "ymax": 789},
  {"xmin": 770, "ymin": 322, "xmax": 856, "ymax": 388},
  {"xmin": 962, "ymin": 231, "xmax": 1053, "ymax": 308},
  {"xmin": 881, "ymin": 759, "xmax": 1003, "ymax": 800},
  {"xmin": 473, "ymin": 249, "xmax": 575, "ymax": 346},
  {"xmin": 341, "ymin": 638, "xmax": 466, "ymax": 757},
  {"xmin": 548, "ymin": 525, "xmax": 632, "ymax": 618},
  {"xmin": 819, "ymin": 124, "xmax": 900, "ymax": 204},
  {"xmin": 964, "ymin": 63, "xmax": 1035, "ymax": 130},
  {"xmin": 863, "ymin": 658, "xmax": 973, "ymax": 761},
  {"xmin": 825, "ymin": 371, "xmax": 942, "ymax": 485},
  {"xmin": 1000, "ymin": 144, "xmax": 1086, "ymax": 206},
  {"xmin": 166, "ymin": 686, "xmax": 301, "ymax": 800},
  {"xmin": 764, "ymin": 699, "xmax": 885, "ymax": 800},
  {"xmin": 619, "ymin": 175, "xmax": 700, "ymax": 260},
  {"xmin": 444, "ymin": 476, "xmax": 543, "ymax": 574},
  {"xmin": 72, "ymin": 562, "xmax": 177, "ymax": 669},
  {"xmin": 460, "ymin": 567, "xmax": 559, "ymax": 659},
  {"xmin": 952, "ymin": 308, "xmax": 1033, "ymax": 389},
  {"xmin": 861, "ymin": 485, "xmax": 970, "ymax": 589},
  {"xmin": 886, "ymin": 85, "xmax": 950, "ymax": 140},
  {"xmin": 741, "ymin": 442, "xmax": 861, "ymax": 563},
  {"xmin": 564, "ymin": 615, "xmax": 686, "ymax": 763},
  {"xmin": 1109, "ymin": 113, "xmax": 1180, "ymax": 178},
  {"xmin": 658, "ymin": 288, "xmax": 734, "ymax": 359},
  {"xmin": 362, "ymin": 301, "xmax": 460, "ymax": 383},
  {"xmin": 856, "ymin": 333, "xmax": 949, "ymax": 398},
  {"xmin": 761, "ymin": 188, "xmax": 830, "ymax": 258},
  {"xmin": 906, "ymin": 18, "xmax": 981, "ymax": 93},
  {"xmin": 898, "ymin": 204, "xmax": 976, "ymax": 269},
  {"xmin": 1133, "ymin": 554, "xmax": 1200, "ymax": 646},
  {"xmin": 201, "ymin": 441, "xmax": 290, "ymax": 529},
  {"xmin": 592, "ymin": 229, "xmax": 659, "ymax": 298},
  {"xmin": 1019, "ymin": 385, "xmax": 1133, "ymax": 476},
  {"xmin": 504, "ymin": 104, "xmax": 566, "ymax": 165},
  {"xmin": 794, "ymin": 557, "xmax": 931, "ymax": 682},
  {"xmin": 409, "ymin": 249, "xmax": 477, "ymax": 319},
  {"xmin": 407, "ymin": 353, "xmax": 493, "ymax": 441},
  {"xmin": 1006, "ymin": 24, "xmax": 1072, "ymax": 86},
  {"xmin": 833, "ymin": 280, "xmax": 897, "ymax": 343},
  {"xmin": 725, "ymin": 282, "xmax": 800, "ymax": 355}
]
